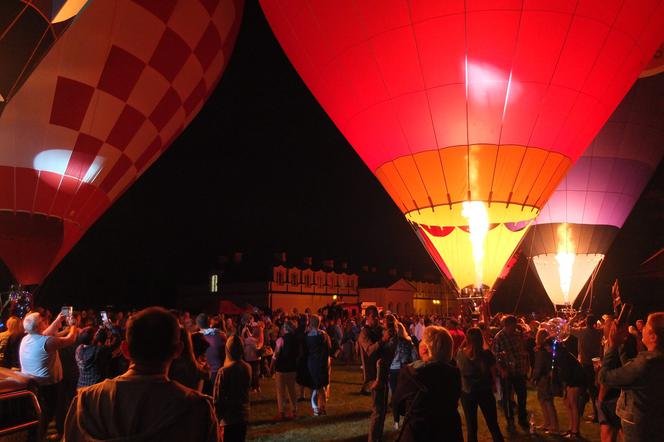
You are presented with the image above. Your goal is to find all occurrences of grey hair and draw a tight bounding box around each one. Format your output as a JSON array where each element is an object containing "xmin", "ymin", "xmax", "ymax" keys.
[{"xmin": 23, "ymin": 312, "xmax": 41, "ymax": 334}]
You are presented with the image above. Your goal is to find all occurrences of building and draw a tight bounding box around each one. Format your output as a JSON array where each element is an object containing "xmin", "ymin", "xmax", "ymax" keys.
[
  {"xmin": 177, "ymin": 252, "xmax": 458, "ymax": 316},
  {"xmin": 359, "ymin": 268, "xmax": 458, "ymax": 316},
  {"xmin": 177, "ymin": 252, "xmax": 359, "ymax": 314}
]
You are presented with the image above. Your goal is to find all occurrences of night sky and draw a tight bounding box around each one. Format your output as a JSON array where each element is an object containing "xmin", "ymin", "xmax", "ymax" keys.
[{"xmin": 13, "ymin": 1, "xmax": 664, "ymax": 315}]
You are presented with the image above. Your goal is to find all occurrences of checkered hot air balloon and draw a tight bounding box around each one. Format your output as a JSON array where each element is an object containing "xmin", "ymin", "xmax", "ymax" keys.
[{"xmin": 0, "ymin": 0, "xmax": 244, "ymax": 285}]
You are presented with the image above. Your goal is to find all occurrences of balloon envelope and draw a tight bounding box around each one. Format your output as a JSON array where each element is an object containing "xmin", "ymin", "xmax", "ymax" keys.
[
  {"xmin": 0, "ymin": 0, "xmax": 244, "ymax": 285},
  {"xmin": 260, "ymin": 0, "xmax": 664, "ymax": 291},
  {"xmin": 527, "ymin": 70, "xmax": 664, "ymax": 306}
]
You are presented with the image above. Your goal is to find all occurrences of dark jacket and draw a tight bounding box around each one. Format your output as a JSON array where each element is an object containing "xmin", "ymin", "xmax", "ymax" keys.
[
  {"xmin": 213, "ymin": 360, "xmax": 251, "ymax": 426},
  {"xmin": 359, "ymin": 324, "xmax": 383, "ymax": 382},
  {"xmin": 599, "ymin": 347, "xmax": 664, "ymax": 438},
  {"xmin": 392, "ymin": 360, "xmax": 463, "ymax": 442}
]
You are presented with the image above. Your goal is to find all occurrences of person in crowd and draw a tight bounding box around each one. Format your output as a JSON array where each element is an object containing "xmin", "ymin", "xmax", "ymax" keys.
[
  {"xmin": 295, "ymin": 314, "xmax": 310, "ymax": 401},
  {"xmin": 388, "ymin": 320, "xmax": 416, "ymax": 430},
  {"xmin": 531, "ymin": 329, "xmax": 560, "ymax": 434},
  {"xmin": 571, "ymin": 314, "xmax": 603, "ymax": 422},
  {"xmin": 447, "ymin": 319, "xmax": 466, "ymax": 355},
  {"xmin": 0, "ymin": 315, "xmax": 23, "ymax": 369},
  {"xmin": 393, "ymin": 325, "xmax": 463, "ymax": 442},
  {"xmin": 492, "ymin": 315, "xmax": 530, "ymax": 430},
  {"xmin": 214, "ymin": 335, "xmax": 251, "ymax": 442},
  {"xmin": 456, "ymin": 327, "xmax": 504, "ymax": 442},
  {"xmin": 197, "ymin": 313, "xmax": 227, "ymax": 394},
  {"xmin": 598, "ymin": 312, "xmax": 664, "ymax": 442},
  {"xmin": 243, "ymin": 324, "xmax": 264, "ymax": 393},
  {"xmin": 359, "ymin": 305, "xmax": 389, "ymax": 441},
  {"xmin": 557, "ymin": 338, "xmax": 588, "ymax": 438},
  {"xmin": 303, "ymin": 315, "xmax": 331, "ymax": 416},
  {"xmin": 271, "ymin": 320, "xmax": 298, "ymax": 420},
  {"xmin": 75, "ymin": 326, "xmax": 120, "ymax": 388},
  {"xmin": 64, "ymin": 307, "xmax": 218, "ymax": 442},
  {"xmin": 20, "ymin": 311, "xmax": 78, "ymax": 438},
  {"xmin": 170, "ymin": 326, "xmax": 209, "ymax": 392}
]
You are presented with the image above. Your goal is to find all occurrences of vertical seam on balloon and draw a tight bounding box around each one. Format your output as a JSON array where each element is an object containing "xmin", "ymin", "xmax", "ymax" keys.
[
  {"xmin": 463, "ymin": 0, "xmax": 471, "ymax": 200},
  {"xmin": 30, "ymin": 170, "xmax": 41, "ymax": 215},
  {"xmin": 348, "ymin": 0, "xmax": 420, "ymax": 212},
  {"xmin": 405, "ymin": 0, "xmax": 447, "ymax": 210},
  {"xmin": 490, "ymin": 0, "xmax": 525, "ymax": 207}
]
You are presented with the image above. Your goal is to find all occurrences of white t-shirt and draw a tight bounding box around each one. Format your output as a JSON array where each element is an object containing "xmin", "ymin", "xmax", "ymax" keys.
[{"xmin": 19, "ymin": 333, "xmax": 62, "ymax": 385}]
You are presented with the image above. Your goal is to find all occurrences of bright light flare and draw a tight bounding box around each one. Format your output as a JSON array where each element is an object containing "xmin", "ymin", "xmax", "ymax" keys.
[
  {"xmin": 462, "ymin": 201, "xmax": 489, "ymax": 289},
  {"xmin": 555, "ymin": 223, "xmax": 575, "ymax": 304},
  {"xmin": 33, "ymin": 149, "xmax": 104, "ymax": 184}
]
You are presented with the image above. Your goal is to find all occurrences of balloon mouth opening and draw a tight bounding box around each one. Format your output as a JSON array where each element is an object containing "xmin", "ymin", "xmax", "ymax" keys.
[{"xmin": 407, "ymin": 203, "xmax": 538, "ymax": 290}]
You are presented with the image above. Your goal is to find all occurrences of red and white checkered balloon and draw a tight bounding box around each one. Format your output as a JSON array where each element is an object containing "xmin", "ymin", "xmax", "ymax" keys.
[{"xmin": 0, "ymin": 0, "xmax": 243, "ymax": 285}]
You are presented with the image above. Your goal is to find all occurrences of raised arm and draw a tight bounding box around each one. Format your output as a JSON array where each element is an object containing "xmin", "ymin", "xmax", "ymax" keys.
[
  {"xmin": 45, "ymin": 322, "xmax": 78, "ymax": 352},
  {"xmin": 43, "ymin": 313, "xmax": 64, "ymax": 336}
]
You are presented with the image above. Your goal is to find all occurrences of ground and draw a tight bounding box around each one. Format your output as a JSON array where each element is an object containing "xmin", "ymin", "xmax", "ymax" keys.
[{"xmin": 246, "ymin": 363, "xmax": 601, "ymax": 442}]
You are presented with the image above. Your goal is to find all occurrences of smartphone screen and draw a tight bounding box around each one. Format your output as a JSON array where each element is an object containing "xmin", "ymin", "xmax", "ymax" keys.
[
  {"xmin": 61, "ymin": 306, "xmax": 72, "ymax": 317},
  {"xmin": 101, "ymin": 311, "xmax": 108, "ymax": 323}
]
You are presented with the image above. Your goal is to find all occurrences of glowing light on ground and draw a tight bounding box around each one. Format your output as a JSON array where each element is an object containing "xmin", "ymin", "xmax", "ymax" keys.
[{"xmin": 462, "ymin": 201, "xmax": 489, "ymax": 289}]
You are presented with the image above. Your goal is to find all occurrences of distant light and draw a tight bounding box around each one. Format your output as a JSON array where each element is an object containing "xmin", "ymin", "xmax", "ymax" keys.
[
  {"xmin": 210, "ymin": 274, "xmax": 219, "ymax": 293},
  {"xmin": 332, "ymin": 295, "xmax": 337, "ymax": 300}
]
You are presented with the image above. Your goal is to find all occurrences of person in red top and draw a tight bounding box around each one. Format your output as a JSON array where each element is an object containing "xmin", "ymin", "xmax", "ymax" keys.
[{"xmin": 447, "ymin": 319, "xmax": 466, "ymax": 355}]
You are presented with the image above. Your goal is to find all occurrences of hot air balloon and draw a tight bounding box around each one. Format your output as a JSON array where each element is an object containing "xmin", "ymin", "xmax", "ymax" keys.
[
  {"xmin": 259, "ymin": 1, "xmax": 664, "ymax": 300},
  {"xmin": 525, "ymin": 66, "xmax": 664, "ymax": 310},
  {"xmin": 1, "ymin": 1, "xmax": 90, "ymax": 110},
  {"xmin": 0, "ymin": 0, "xmax": 243, "ymax": 287}
]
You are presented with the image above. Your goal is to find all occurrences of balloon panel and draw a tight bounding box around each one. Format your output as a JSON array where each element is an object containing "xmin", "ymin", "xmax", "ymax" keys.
[
  {"xmin": 0, "ymin": 0, "xmax": 244, "ymax": 285},
  {"xmin": 260, "ymin": 0, "xmax": 664, "ymax": 290}
]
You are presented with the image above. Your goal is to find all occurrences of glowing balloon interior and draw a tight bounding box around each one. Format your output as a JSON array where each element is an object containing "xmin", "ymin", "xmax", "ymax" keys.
[{"xmin": 260, "ymin": 0, "xmax": 664, "ymax": 291}]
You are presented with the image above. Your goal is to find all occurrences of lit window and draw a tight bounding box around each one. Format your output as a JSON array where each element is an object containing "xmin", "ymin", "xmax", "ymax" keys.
[{"xmin": 210, "ymin": 274, "xmax": 219, "ymax": 293}]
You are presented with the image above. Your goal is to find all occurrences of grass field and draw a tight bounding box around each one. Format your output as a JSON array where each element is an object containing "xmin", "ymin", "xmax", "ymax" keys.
[{"xmin": 246, "ymin": 363, "xmax": 601, "ymax": 442}]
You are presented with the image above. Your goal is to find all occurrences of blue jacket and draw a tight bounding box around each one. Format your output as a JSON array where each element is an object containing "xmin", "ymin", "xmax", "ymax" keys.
[{"xmin": 598, "ymin": 346, "xmax": 664, "ymax": 438}]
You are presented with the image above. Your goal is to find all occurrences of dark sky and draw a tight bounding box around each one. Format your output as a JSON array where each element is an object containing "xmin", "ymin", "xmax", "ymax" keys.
[{"xmin": 21, "ymin": 1, "xmax": 664, "ymax": 314}]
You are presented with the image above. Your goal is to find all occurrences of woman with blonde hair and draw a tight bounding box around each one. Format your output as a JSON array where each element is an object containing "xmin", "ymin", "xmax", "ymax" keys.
[
  {"xmin": 393, "ymin": 326, "xmax": 463, "ymax": 441},
  {"xmin": 388, "ymin": 318, "xmax": 417, "ymax": 429},
  {"xmin": 0, "ymin": 316, "xmax": 24, "ymax": 368}
]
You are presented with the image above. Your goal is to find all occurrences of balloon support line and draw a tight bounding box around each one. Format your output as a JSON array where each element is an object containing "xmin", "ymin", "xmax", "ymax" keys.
[{"xmin": 577, "ymin": 255, "xmax": 605, "ymax": 314}]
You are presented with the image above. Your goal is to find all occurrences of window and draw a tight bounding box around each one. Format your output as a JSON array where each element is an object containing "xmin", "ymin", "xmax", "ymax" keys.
[
  {"xmin": 210, "ymin": 274, "xmax": 218, "ymax": 293},
  {"xmin": 290, "ymin": 273, "xmax": 299, "ymax": 285},
  {"xmin": 276, "ymin": 270, "xmax": 285, "ymax": 284}
]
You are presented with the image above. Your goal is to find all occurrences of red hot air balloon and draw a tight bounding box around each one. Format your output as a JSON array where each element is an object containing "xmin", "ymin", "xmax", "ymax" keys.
[
  {"xmin": 0, "ymin": 0, "xmax": 244, "ymax": 286},
  {"xmin": 260, "ymin": 0, "xmax": 664, "ymax": 294}
]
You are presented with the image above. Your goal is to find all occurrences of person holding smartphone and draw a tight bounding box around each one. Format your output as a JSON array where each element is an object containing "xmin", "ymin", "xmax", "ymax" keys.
[
  {"xmin": 20, "ymin": 310, "xmax": 78, "ymax": 439},
  {"xmin": 598, "ymin": 312, "xmax": 664, "ymax": 441}
]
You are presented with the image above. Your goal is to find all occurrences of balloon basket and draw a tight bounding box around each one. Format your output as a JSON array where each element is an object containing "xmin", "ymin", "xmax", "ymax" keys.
[
  {"xmin": 458, "ymin": 287, "xmax": 493, "ymax": 323},
  {"xmin": 554, "ymin": 303, "xmax": 576, "ymax": 319}
]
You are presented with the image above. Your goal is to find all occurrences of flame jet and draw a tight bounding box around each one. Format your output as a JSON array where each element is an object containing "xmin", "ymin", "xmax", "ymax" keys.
[{"xmin": 260, "ymin": 0, "xmax": 664, "ymax": 292}]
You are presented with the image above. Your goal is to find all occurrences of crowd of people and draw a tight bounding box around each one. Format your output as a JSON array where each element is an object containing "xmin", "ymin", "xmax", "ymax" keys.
[{"xmin": 1, "ymin": 302, "xmax": 663, "ymax": 442}]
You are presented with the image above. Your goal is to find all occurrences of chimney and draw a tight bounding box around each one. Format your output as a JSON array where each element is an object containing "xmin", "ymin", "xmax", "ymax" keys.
[
  {"xmin": 303, "ymin": 256, "xmax": 313, "ymax": 267},
  {"xmin": 340, "ymin": 261, "xmax": 348, "ymax": 271},
  {"xmin": 361, "ymin": 265, "xmax": 369, "ymax": 272},
  {"xmin": 388, "ymin": 268, "xmax": 397, "ymax": 277},
  {"xmin": 273, "ymin": 252, "xmax": 287, "ymax": 263},
  {"xmin": 233, "ymin": 252, "xmax": 243, "ymax": 263},
  {"xmin": 323, "ymin": 259, "xmax": 334, "ymax": 269},
  {"xmin": 404, "ymin": 270, "xmax": 413, "ymax": 279}
]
